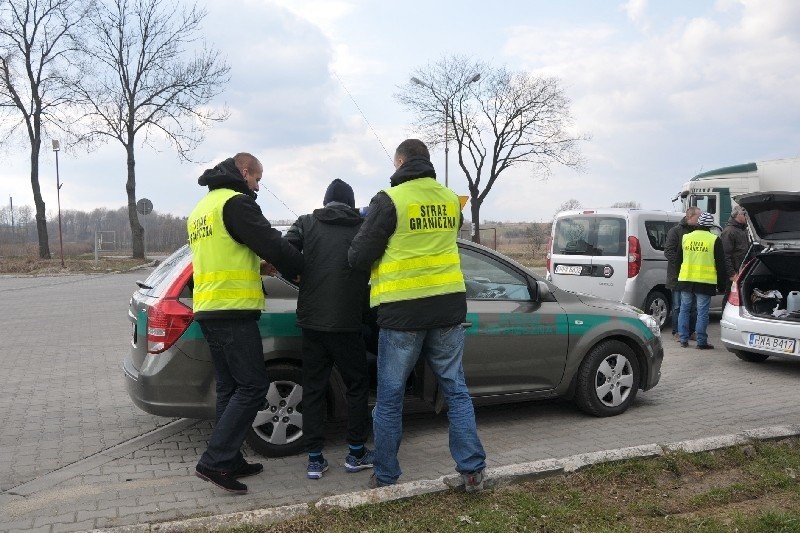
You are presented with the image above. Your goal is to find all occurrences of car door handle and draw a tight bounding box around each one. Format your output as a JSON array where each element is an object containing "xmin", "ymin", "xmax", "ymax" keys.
[{"xmin": 462, "ymin": 321, "xmax": 473, "ymax": 328}]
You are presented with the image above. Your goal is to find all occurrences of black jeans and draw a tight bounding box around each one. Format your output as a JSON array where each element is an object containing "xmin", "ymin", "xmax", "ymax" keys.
[
  {"xmin": 197, "ymin": 318, "xmax": 269, "ymax": 472},
  {"xmin": 301, "ymin": 329, "xmax": 370, "ymax": 454}
]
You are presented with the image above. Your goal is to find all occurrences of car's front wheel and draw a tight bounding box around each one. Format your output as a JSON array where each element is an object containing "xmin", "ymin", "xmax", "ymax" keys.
[
  {"xmin": 643, "ymin": 290, "xmax": 670, "ymax": 330},
  {"xmin": 575, "ymin": 340, "xmax": 640, "ymax": 417},
  {"xmin": 734, "ymin": 350, "xmax": 770, "ymax": 363},
  {"xmin": 245, "ymin": 364, "xmax": 306, "ymax": 457}
]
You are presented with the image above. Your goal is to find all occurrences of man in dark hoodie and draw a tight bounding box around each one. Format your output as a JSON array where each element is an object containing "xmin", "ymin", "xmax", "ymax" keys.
[
  {"xmin": 664, "ymin": 206, "xmax": 700, "ymax": 341},
  {"xmin": 720, "ymin": 205, "xmax": 749, "ymax": 311},
  {"xmin": 284, "ymin": 179, "xmax": 373, "ymax": 480},
  {"xmin": 348, "ymin": 139, "xmax": 487, "ymax": 491},
  {"xmin": 187, "ymin": 153, "xmax": 304, "ymax": 494}
]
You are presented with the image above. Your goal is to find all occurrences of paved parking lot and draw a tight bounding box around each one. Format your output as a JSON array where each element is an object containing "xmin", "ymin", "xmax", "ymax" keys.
[{"xmin": 2, "ymin": 269, "xmax": 800, "ymax": 532}]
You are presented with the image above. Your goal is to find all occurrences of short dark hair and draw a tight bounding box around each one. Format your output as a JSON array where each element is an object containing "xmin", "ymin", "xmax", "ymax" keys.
[{"xmin": 395, "ymin": 139, "xmax": 430, "ymax": 161}]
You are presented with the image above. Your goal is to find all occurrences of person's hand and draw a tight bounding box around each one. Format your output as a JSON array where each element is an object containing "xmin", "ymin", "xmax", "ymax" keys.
[
  {"xmin": 260, "ymin": 260, "xmax": 277, "ymax": 276},
  {"xmin": 292, "ymin": 275, "xmax": 301, "ymax": 284},
  {"xmin": 729, "ymin": 274, "xmax": 736, "ymax": 282}
]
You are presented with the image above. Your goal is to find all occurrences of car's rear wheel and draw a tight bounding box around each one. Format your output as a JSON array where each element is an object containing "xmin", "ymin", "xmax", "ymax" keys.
[
  {"xmin": 734, "ymin": 350, "xmax": 770, "ymax": 363},
  {"xmin": 575, "ymin": 340, "xmax": 640, "ymax": 417},
  {"xmin": 246, "ymin": 364, "xmax": 306, "ymax": 457},
  {"xmin": 643, "ymin": 290, "xmax": 670, "ymax": 330}
]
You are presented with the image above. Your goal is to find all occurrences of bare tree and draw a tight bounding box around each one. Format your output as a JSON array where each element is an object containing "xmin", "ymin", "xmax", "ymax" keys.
[
  {"xmin": 553, "ymin": 198, "xmax": 582, "ymax": 220},
  {"xmin": 526, "ymin": 221, "xmax": 551, "ymax": 258},
  {"xmin": 76, "ymin": 0, "xmax": 230, "ymax": 258},
  {"xmin": 397, "ymin": 55, "xmax": 588, "ymax": 244},
  {"xmin": 611, "ymin": 201, "xmax": 641, "ymax": 208},
  {"xmin": 0, "ymin": 0, "xmax": 91, "ymax": 258}
]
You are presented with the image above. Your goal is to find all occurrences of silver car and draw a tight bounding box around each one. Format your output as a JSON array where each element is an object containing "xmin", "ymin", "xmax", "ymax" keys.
[
  {"xmin": 720, "ymin": 191, "xmax": 800, "ymax": 362},
  {"xmin": 124, "ymin": 240, "xmax": 664, "ymax": 458}
]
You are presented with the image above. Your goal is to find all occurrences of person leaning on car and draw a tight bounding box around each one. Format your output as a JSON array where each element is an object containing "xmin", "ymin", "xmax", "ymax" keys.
[
  {"xmin": 675, "ymin": 211, "xmax": 726, "ymax": 350},
  {"xmin": 347, "ymin": 138, "xmax": 487, "ymax": 491},
  {"xmin": 720, "ymin": 205, "xmax": 749, "ymax": 311},
  {"xmin": 187, "ymin": 153, "xmax": 304, "ymax": 494},
  {"xmin": 664, "ymin": 207, "xmax": 700, "ymax": 341},
  {"xmin": 284, "ymin": 179, "xmax": 374, "ymax": 481}
]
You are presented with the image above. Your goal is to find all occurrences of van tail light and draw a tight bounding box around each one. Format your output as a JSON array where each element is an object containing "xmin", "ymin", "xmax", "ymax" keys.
[
  {"xmin": 546, "ymin": 237, "xmax": 552, "ymax": 273},
  {"xmin": 627, "ymin": 236, "xmax": 641, "ymax": 278},
  {"xmin": 147, "ymin": 299, "xmax": 193, "ymax": 354}
]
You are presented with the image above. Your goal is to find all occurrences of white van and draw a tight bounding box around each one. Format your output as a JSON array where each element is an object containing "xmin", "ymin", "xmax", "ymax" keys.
[{"xmin": 546, "ymin": 208, "xmax": 684, "ymax": 328}]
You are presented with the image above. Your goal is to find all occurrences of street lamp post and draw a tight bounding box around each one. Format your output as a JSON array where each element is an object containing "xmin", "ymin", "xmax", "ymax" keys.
[
  {"xmin": 52, "ymin": 140, "xmax": 65, "ymax": 268},
  {"xmin": 411, "ymin": 73, "xmax": 481, "ymax": 188}
]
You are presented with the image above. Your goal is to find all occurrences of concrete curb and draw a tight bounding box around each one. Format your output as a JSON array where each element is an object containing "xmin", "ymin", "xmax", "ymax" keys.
[{"xmin": 91, "ymin": 424, "xmax": 800, "ymax": 532}]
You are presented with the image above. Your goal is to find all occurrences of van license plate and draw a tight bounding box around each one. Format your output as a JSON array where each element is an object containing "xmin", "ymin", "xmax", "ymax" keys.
[
  {"xmin": 555, "ymin": 264, "xmax": 583, "ymax": 275},
  {"xmin": 747, "ymin": 333, "xmax": 796, "ymax": 353}
]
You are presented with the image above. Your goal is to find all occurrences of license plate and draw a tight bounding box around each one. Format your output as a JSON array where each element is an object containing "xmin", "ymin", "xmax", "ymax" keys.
[
  {"xmin": 555, "ymin": 264, "xmax": 583, "ymax": 275},
  {"xmin": 747, "ymin": 333, "xmax": 796, "ymax": 353}
]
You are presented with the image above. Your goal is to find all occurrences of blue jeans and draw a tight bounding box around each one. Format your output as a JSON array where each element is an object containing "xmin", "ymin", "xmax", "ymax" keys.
[
  {"xmin": 372, "ymin": 325, "xmax": 486, "ymax": 485},
  {"xmin": 197, "ymin": 319, "xmax": 269, "ymax": 472},
  {"xmin": 679, "ymin": 292, "xmax": 711, "ymax": 346},
  {"xmin": 671, "ymin": 290, "xmax": 696, "ymax": 334}
]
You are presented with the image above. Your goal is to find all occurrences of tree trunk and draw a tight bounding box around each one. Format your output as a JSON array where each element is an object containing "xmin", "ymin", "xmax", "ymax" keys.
[
  {"xmin": 470, "ymin": 195, "xmax": 481, "ymax": 245},
  {"xmin": 126, "ymin": 144, "xmax": 144, "ymax": 258},
  {"xmin": 30, "ymin": 138, "xmax": 51, "ymax": 259}
]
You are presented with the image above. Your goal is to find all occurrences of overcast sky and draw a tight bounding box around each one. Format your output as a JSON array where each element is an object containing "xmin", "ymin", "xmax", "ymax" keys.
[{"xmin": 4, "ymin": 0, "xmax": 800, "ymax": 223}]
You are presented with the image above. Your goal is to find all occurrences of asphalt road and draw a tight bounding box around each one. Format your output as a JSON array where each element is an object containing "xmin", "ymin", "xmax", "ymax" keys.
[{"xmin": 1, "ymin": 269, "xmax": 800, "ymax": 532}]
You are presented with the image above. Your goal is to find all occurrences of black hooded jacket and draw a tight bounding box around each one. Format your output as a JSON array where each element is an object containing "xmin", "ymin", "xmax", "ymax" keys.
[
  {"xmin": 193, "ymin": 158, "xmax": 304, "ymax": 320},
  {"xmin": 664, "ymin": 216, "xmax": 694, "ymax": 290},
  {"xmin": 720, "ymin": 216, "xmax": 749, "ymax": 279},
  {"xmin": 285, "ymin": 203, "xmax": 369, "ymax": 332},
  {"xmin": 347, "ymin": 158, "xmax": 466, "ymax": 330}
]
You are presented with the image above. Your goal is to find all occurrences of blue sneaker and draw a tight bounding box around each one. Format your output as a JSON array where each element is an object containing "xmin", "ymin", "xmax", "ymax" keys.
[
  {"xmin": 307, "ymin": 459, "xmax": 329, "ymax": 480},
  {"xmin": 344, "ymin": 448, "xmax": 375, "ymax": 472}
]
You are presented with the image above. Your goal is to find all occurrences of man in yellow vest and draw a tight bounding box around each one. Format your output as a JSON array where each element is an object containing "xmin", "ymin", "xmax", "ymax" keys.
[
  {"xmin": 348, "ymin": 139, "xmax": 487, "ymax": 491},
  {"xmin": 676, "ymin": 211, "xmax": 726, "ymax": 350},
  {"xmin": 188, "ymin": 153, "xmax": 304, "ymax": 494}
]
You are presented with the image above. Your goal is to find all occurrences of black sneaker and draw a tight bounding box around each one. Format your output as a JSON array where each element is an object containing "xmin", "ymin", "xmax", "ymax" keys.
[
  {"xmin": 697, "ymin": 344, "xmax": 715, "ymax": 350},
  {"xmin": 231, "ymin": 460, "xmax": 263, "ymax": 479},
  {"xmin": 195, "ymin": 464, "xmax": 248, "ymax": 494},
  {"xmin": 680, "ymin": 341, "xmax": 689, "ymax": 348}
]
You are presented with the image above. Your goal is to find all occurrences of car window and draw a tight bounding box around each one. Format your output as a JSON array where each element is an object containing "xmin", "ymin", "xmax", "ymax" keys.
[
  {"xmin": 552, "ymin": 215, "xmax": 626, "ymax": 256},
  {"xmin": 553, "ymin": 216, "xmax": 594, "ymax": 255},
  {"xmin": 140, "ymin": 245, "xmax": 192, "ymax": 296},
  {"xmin": 595, "ymin": 217, "xmax": 626, "ymax": 256},
  {"xmin": 460, "ymin": 248, "xmax": 531, "ymax": 300},
  {"xmin": 643, "ymin": 220, "xmax": 677, "ymax": 251}
]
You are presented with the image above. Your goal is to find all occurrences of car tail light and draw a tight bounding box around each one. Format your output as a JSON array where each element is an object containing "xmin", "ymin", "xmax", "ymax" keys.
[
  {"xmin": 147, "ymin": 299, "xmax": 193, "ymax": 354},
  {"xmin": 546, "ymin": 237, "xmax": 552, "ymax": 273},
  {"xmin": 727, "ymin": 273, "xmax": 740, "ymax": 306},
  {"xmin": 146, "ymin": 264, "xmax": 194, "ymax": 354},
  {"xmin": 627, "ymin": 236, "xmax": 641, "ymax": 278}
]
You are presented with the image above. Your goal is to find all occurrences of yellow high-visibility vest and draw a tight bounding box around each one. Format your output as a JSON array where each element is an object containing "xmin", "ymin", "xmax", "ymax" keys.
[
  {"xmin": 188, "ymin": 189, "xmax": 263, "ymax": 312},
  {"xmin": 370, "ymin": 178, "xmax": 465, "ymax": 307},
  {"xmin": 678, "ymin": 230, "xmax": 718, "ymax": 284}
]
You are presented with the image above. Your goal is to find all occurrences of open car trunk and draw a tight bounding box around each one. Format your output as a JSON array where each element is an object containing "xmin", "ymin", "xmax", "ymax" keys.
[{"xmin": 739, "ymin": 250, "xmax": 800, "ymax": 322}]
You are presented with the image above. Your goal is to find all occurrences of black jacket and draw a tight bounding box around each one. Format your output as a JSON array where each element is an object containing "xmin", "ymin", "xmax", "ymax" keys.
[
  {"xmin": 675, "ymin": 228, "xmax": 727, "ymax": 295},
  {"xmin": 193, "ymin": 158, "xmax": 304, "ymax": 320},
  {"xmin": 348, "ymin": 158, "xmax": 466, "ymax": 330},
  {"xmin": 720, "ymin": 216, "xmax": 749, "ymax": 279},
  {"xmin": 285, "ymin": 203, "xmax": 369, "ymax": 332},
  {"xmin": 664, "ymin": 216, "xmax": 694, "ymax": 289}
]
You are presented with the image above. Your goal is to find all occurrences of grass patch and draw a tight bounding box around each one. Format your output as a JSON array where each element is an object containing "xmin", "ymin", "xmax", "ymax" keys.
[
  {"xmin": 0, "ymin": 255, "xmax": 151, "ymax": 274},
  {"xmin": 222, "ymin": 438, "xmax": 800, "ymax": 532}
]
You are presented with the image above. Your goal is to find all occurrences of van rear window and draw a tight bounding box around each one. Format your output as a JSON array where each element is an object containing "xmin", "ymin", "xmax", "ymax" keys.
[{"xmin": 553, "ymin": 216, "xmax": 626, "ymax": 257}]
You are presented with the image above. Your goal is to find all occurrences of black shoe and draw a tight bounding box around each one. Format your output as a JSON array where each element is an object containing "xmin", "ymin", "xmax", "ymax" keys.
[
  {"xmin": 231, "ymin": 460, "xmax": 263, "ymax": 479},
  {"xmin": 697, "ymin": 344, "xmax": 715, "ymax": 350},
  {"xmin": 680, "ymin": 342, "xmax": 689, "ymax": 348},
  {"xmin": 195, "ymin": 464, "xmax": 248, "ymax": 494}
]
